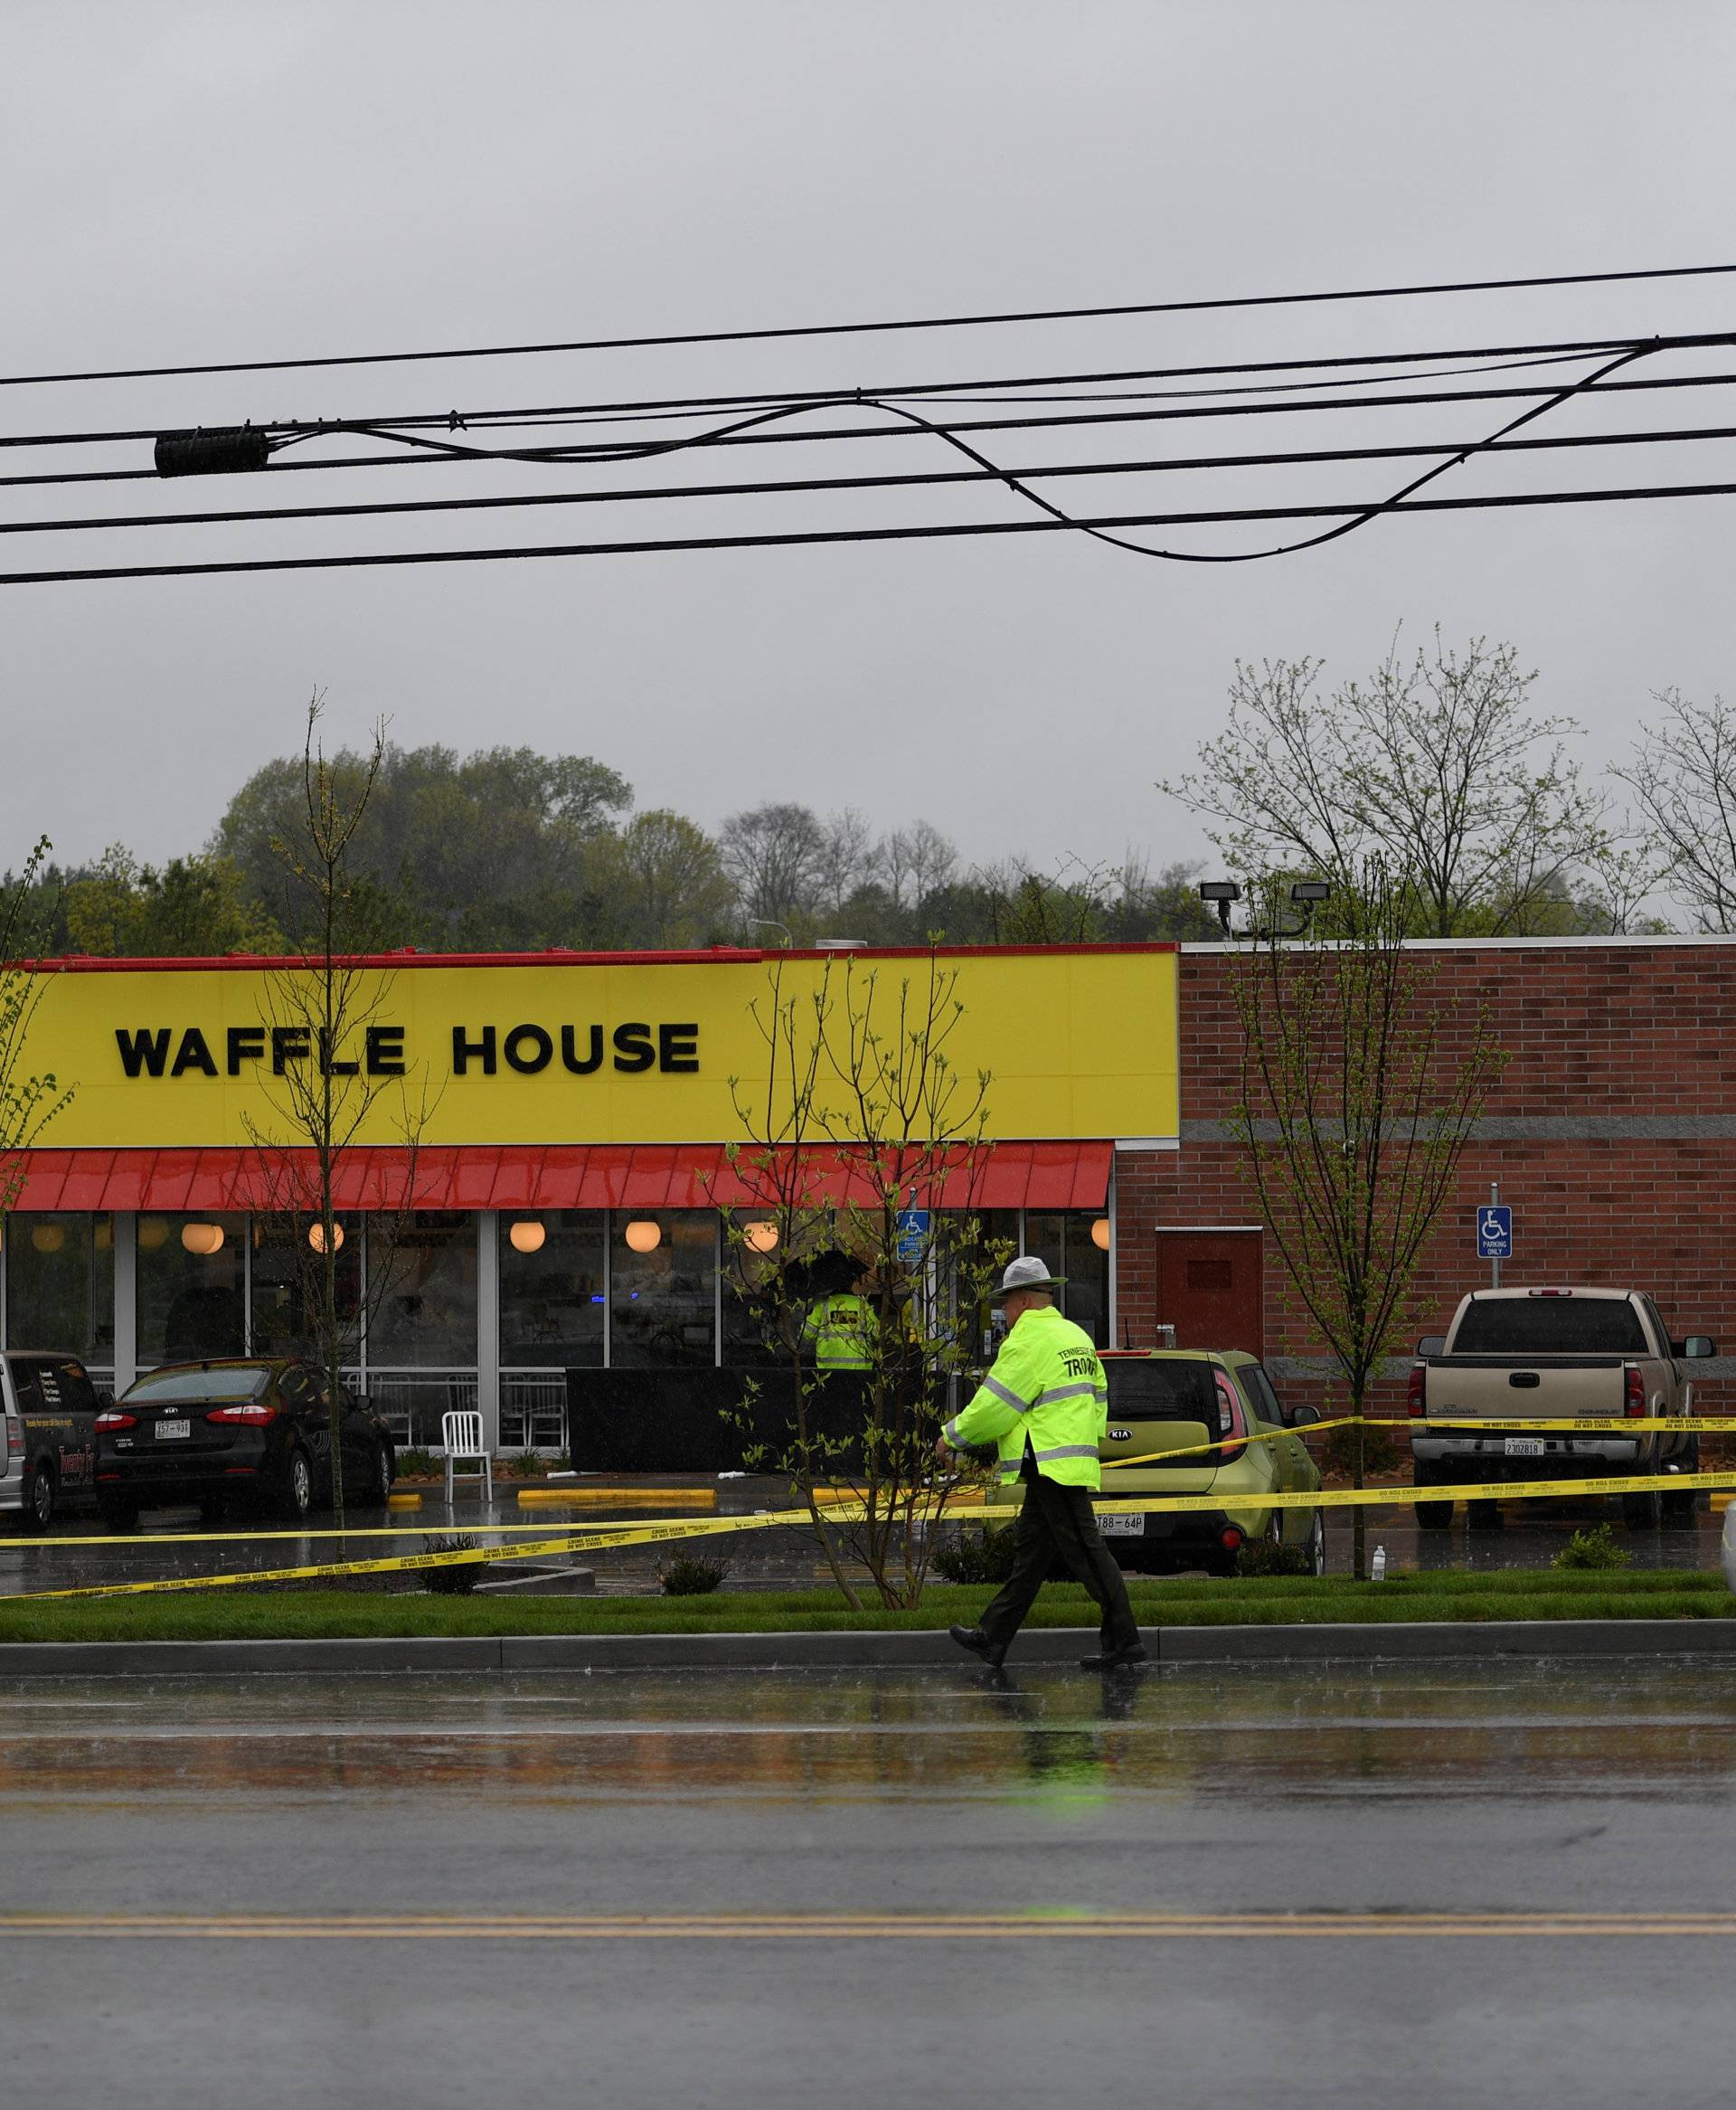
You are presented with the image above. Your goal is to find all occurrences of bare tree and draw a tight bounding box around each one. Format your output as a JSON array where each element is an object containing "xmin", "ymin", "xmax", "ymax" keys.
[
  {"xmin": 719, "ymin": 801, "xmax": 826, "ymax": 929},
  {"xmin": 1163, "ymin": 630, "xmax": 1609, "ymax": 935},
  {"xmin": 0, "ymin": 838, "xmax": 73, "ymax": 1215},
  {"xmin": 723, "ymin": 951, "xmax": 1006, "ymax": 1611},
  {"xmin": 1617, "ymin": 690, "xmax": 1736, "ymax": 932},
  {"xmin": 902, "ymin": 818, "xmax": 958, "ymax": 909},
  {"xmin": 1228, "ymin": 863, "xmax": 1506, "ymax": 1577},
  {"xmin": 816, "ymin": 808, "xmax": 880, "ymax": 915},
  {"xmin": 240, "ymin": 700, "xmax": 438, "ymax": 1527}
]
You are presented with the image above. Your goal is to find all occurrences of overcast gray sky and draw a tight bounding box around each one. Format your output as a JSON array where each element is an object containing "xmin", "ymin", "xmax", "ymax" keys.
[{"xmin": 5, "ymin": 0, "xmax": 1735, "ymax": 885}]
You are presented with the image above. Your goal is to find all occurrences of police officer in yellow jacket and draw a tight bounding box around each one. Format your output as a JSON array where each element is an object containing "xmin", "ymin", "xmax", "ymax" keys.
[{"xmin": 939, "ymin": 1255, "xmax": 1145, "ymax": 1671}]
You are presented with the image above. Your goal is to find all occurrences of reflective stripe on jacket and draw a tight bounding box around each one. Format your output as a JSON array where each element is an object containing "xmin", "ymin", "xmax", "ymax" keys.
[
  {"xmin": 943, "ymin": 1304, "xmax": 1108, "ymax": 1490},
  {"xmin": 801, "ymin": 1292, "xmax": 877, "ymax": 1371}
]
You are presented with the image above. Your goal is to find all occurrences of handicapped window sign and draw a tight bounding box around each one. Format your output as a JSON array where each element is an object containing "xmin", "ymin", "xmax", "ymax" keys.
[{"xmin": 1476, "ymin": 1206, "xmax": 1514, "ymax": 1259}]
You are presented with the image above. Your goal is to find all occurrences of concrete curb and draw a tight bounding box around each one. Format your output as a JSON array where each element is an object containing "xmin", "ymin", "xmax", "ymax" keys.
[{"xmin": 3, "ymin": 1617, "xmax": 1735, "ymax": 1676}]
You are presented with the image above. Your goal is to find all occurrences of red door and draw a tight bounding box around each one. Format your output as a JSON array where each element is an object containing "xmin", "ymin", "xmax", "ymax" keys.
[{"xmin": 1155, "ymin": 1230, "xmax": 1264, "ymax": 1354}]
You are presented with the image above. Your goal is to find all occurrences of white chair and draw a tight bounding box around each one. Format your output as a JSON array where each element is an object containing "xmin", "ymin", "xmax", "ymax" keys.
[{"xmin": 440, "ymin": 1410, "xmax": 493, "ymax": 1505}]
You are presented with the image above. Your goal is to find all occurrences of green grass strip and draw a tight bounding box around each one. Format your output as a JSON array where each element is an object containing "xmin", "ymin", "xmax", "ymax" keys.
[{"xmin": 0, "ymin": 1569, "xmax": 1730, "ymax": 1645}]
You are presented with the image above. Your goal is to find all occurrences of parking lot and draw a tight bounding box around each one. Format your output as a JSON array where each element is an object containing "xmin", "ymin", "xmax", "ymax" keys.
[{"xmin": 0, "ymin": 1470, "xmax": 1730, "ymax": 1599}]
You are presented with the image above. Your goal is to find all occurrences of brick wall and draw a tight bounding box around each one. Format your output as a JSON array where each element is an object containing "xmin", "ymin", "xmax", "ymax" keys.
[{"xmin": 1117, "ymin": 941, "xmax": 1736, "ymax": 1415}]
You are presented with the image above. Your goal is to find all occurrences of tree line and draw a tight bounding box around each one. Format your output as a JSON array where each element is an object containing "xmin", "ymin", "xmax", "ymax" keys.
[
  {"xmin": 14, "ymin": 629, "xmax": 1736, "ymax": 958},
  {"xmin": 13, "ymin": 740, "xmax": 1219, "ymax": 957}
]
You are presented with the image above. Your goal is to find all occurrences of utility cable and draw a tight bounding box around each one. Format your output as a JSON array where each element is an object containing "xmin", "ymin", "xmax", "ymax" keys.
[
  {"xmin": 5, "ymin": 367, "xmax": 1736, "ymax": 488},
  {"xmin": 5, "ymin": 260, "xmax": 1734, "ymax": 389},
  {"xmin": 6, "ymin": 477, "xmax": 1736, "ymax": 585},
  {"xmin": 11, "ymin": 418, "xmax": 1736, "ymax": 541}
]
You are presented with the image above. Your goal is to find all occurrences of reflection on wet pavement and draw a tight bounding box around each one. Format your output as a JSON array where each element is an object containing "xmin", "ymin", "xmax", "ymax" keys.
[{"xmin": 3, "ymin": 1659, "xmax": 1734, "ymax": 1803}]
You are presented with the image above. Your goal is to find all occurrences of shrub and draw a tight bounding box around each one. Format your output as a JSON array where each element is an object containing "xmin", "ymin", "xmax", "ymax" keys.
[
  {"xmin": 659, "ymin": 1555, "xmax": 731, "ymax": 1595},
  {"xmin": 1552, "ymin": 1524, "xmax": 1631, "ymax": 1572},
  {"xmin": 1235, "ymin": 1535, "xmax": 1316, "ymax": 1577},
  {"xmin": 508, "ymin": 1450, "xmax": 549, "ymax": 1479},
  {"xmin": 933, "ymin": 1523, "xmax": 1020, "ymax": 1586},
  {"xmin": 395, "ymin": 1448, "xmax": 438, "ymax": 1480},
  {"xmin": 1321, "ymin": 1421, "xmax": 1401, "ymax": 1476},
  {"xmin": 420, "ymin": 1534, "xmax": 486, "ymax": 1594}
]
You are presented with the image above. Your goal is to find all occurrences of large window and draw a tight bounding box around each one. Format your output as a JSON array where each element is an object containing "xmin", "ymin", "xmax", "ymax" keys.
[
  {"xmin": 500, "ymin": 1212, "xmax": 604, "ymax": 1368},
  {"xmin": 368, "ymin": 1213, "xmax": 477, "ymax": 1367},
  {"xmin": 5, "ymin": 1214, "xmax": 116, "ymax": 1377},
  {"xmin": 249, "ymin": 1216, "xmax": 362, "ymax": 1362},
  {"xmin": 1025, "ymin": 1211, "xmax": 1112, "ymax": 1347},
  {"xmin": 610, "ymin": 1210, "xmax": 716, "ymax": 1367},
  {"xmin": 137, "ymin": 1213, "xmax": 246, "ymax": 1367}
]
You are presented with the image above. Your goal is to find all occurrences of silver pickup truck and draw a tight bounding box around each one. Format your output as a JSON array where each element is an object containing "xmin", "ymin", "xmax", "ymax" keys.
[
  {"xmin": 1408, "ymin": 1287, "xmax": 1714, "ymax": 1529},
  {"xmin": 0, "ymin": 1351, "xmax": 102, "ymax": 1530}
]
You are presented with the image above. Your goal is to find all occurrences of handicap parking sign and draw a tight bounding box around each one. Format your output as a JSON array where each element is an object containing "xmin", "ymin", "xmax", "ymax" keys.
[
  {"xmin": 896, "ymin": 1209, "xmax": 931, "ymax": 1264},
  {"xmin": 1476, "ymin": 1205, "xmax": 1513, "ymax": 1260}
]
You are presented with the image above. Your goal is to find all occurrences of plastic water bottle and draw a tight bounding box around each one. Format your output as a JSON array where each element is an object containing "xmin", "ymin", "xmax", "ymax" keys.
[{"xmin": 1371, "ymin": 1544, "xmax": 1387, "ymax": 1582}]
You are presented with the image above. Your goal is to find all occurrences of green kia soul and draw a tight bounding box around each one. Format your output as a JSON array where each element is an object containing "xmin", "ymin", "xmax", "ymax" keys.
[{"xmin": 1097, "ymin": 1349, "xmax": 1326, "ymax": 1575}]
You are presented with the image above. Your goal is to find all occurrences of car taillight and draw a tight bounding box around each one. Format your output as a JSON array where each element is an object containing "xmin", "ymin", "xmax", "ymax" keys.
[
  {"xmin": 1218, "ymin": 1525, "xmax": 1245, "ymax": 1552},
  {"xmin": 1625, "ymin": 1367, "xmax": 1646, "ymax": 1419},
  {"xmin": 1407, "ymin": 1364, "xmax": 1426, "ymax": 1418},
  {"xmin": 95, "ymin": 1410, "xmax": 136, "ymax": 1432},
  {"xmin": 1214, "ymin": 1370, "xmax": 1248, "ymax": 1466},
  {"xmin": 206, "ymin": 1404, "xmax": 278, "ymax": 1426},
  {"xmin": 5, "ymin": 1418, "xmax": 22, "ymax": 1453}
]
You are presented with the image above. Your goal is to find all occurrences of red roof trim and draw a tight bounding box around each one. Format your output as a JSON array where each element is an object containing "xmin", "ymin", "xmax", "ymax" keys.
[
  {"xmin": 29, "ymin": 942, "xmax": 1177, "ymax": 975},
  {"xmin": 9, "ymin": 1141, "xmax": 1113, "ymax": 1215}
]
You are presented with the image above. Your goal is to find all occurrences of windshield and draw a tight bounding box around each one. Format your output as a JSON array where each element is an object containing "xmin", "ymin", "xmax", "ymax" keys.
[
  {"xmin": 1451, "ymin": 1300, "xmax": 1648, "ymax": 1356},
  {"xmin": 1105, "ymin": 1359, "xmax": 1218, "ymax": 1421},
  {"xmin": 123, "ymin": 1365, "xmax": 273, "ymax": 1405}
]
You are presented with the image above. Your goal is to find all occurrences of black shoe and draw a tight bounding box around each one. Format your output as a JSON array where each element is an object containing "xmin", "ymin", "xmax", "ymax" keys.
[
  {"xmin": 1080, "ymin": 1642, "xmax": 1148, "ymax": 1671},
  {"xmin": 949, "ymin": 1624, "xmax": 1006, "ymax": 1669}
]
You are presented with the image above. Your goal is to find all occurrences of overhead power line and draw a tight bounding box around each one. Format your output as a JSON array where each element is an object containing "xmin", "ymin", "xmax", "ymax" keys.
[
  {"xmin": 6, "ymin": 478, "xmax": 1736, "ymax": 586},
  {"xmin": 5, "ymin": 260, "xmax": 1735, "ymax": 390},
  {"xmin": 13, "ymin": 420, "xmax": 1736, "ymax": 541}
]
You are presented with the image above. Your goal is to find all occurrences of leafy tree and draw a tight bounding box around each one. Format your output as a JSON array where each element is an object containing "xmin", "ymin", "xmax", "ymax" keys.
[
  {"xmin": 1616, "ymin": 690, "xmax": 1736, "ymax": 932},
  {"xmin": 214, "ymin": 742, "xmax": 631, "ymax": 949},
  {"xmin": 0, "ymin": 838, "xmax": 73, "ymax": 1215},
  {"xmin": 1162, "ymin": 631, "xmax": 1609, "ymax": 936},
  {"xmin": 65, "ymin": 847, "xmax": 281, "ymax": 957},
  {"xmin": 724, "ymin": 951, "xmax": 1006, "ymax": 1611},
  {"xmin": 1227, "ymin": 863, "xmax": 1505, "ymax": 1577},
  {"xmin": 588, "ymin": 809, "xmax": 735, "ymax": 948}
]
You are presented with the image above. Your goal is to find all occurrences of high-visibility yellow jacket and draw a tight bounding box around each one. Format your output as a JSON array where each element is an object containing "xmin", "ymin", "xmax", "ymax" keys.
[
  {"xmin": 801, "ymin": 1291, "xmax": 878, "ymax": 1371},
  {"xmin": 943, "ymin": 1304, "xmax": 1109, "ymax": 1490}
]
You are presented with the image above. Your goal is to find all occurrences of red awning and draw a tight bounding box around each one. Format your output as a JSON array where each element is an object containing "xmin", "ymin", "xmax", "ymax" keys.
[{"xmin": 9, "ymin": 1141, "xmax": 1112, "ymax": 1216}]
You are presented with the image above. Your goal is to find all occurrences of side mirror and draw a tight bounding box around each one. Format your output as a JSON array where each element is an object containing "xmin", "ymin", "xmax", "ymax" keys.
[
  {"xmin": 1288, "ymin": 1405, "xmax": 1323, "ymax": 1429},
  {"xmin": 1679, "ymin": 1336, "xmax": 1717, "ymax": 1359},
  {"xmin": 1417, "ymin": 1336, "xmax": 1447, "ymax": 1358}
]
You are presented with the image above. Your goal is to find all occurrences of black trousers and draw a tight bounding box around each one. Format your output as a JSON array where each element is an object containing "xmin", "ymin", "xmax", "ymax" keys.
[{"xmin": 978, "ymin": 1471, "xmax": 1140, "ymax": 1653}]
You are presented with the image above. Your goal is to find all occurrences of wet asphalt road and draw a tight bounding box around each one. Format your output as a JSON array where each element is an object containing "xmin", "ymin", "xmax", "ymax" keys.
[{"xmin": 2, "ymin": 1657, "xmax": 1735, "ymax": 2109}]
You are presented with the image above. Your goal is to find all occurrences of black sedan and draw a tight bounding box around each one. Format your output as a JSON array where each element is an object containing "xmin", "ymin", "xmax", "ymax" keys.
[{"xmin": 95, "ymin": 1358, "xmax": 395, "ymax": 1528}]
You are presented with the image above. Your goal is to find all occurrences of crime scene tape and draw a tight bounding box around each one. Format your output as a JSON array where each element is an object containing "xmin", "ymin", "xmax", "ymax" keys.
[
  {"xmin": 1107, "ymin": 1413, "xmax": 1736, "ymax": 1470},
  {"xmin": 9, "ymin": 1470, "xmax": 1736, "ymax": 1600}
]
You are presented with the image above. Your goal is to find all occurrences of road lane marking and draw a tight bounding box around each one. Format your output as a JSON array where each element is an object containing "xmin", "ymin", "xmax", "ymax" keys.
[{"xmin": 3, "ymin": 1912, "xmax": 1734, "ymax": 1940}]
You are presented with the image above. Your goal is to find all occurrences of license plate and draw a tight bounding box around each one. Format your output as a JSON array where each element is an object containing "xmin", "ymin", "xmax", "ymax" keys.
[
  {"xmin": 1099, "ymin": 1511, "xmax": 1145, "ymax": 1537},
  {"xmin": 155, "ymin": 1419, "xmax": 191, "ymax": 1441},
  {"xmin": 1504, "ymin": 1437, "xmax": 1545, "ymax": 1457}
]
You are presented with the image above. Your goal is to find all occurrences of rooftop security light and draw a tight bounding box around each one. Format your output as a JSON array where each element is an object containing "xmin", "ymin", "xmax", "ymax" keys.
[
  {"xmin": 1195, "ymin": 879, "xmax": 1243, "ymax": 934},
  {"xmin": 1198, "ymin": 877, "xmax": 1332, "ymax": 941}
]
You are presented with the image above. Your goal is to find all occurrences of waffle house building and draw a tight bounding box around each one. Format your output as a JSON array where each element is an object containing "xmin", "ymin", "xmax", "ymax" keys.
[{"xmin": 3, "ymin": 946, "xmax": 1181, "ymax": 1459}]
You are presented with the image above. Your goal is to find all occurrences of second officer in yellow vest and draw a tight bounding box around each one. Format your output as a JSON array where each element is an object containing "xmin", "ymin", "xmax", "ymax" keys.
[{"xmin": 939, "ymin": 1254, "xmax": 1145, "ymax": 1670}]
